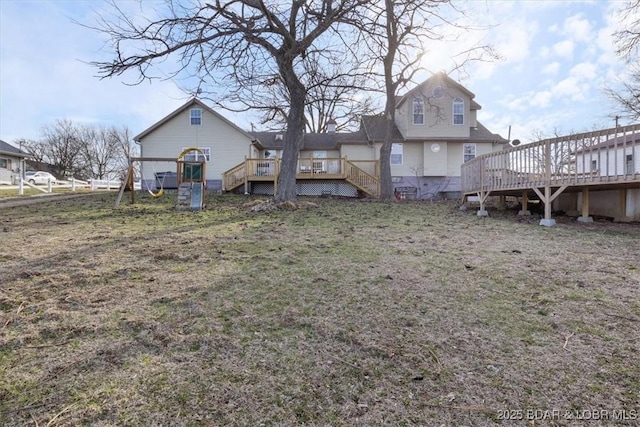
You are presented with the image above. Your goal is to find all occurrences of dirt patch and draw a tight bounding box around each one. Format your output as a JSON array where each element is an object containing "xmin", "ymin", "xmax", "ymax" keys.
[{"xmin": 1, "ymin": 194, "xmax": 639, "ymax": 426}]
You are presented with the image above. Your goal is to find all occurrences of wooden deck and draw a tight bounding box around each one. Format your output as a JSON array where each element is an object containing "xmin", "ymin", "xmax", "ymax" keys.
[
  {"xmin": 223, "ymin": 158, "xmax": 380, "ymax": 197},
  {"xmin": 461, "ymin": 123, "xmax": 640, "ymax": 222}
]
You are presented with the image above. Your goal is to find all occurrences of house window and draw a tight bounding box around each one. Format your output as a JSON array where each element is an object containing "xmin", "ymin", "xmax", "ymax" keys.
[
  {"xmin": 591, "ymin": 160, "xmax": 598, "ymax": 173},
  {"xmin": 181, "ymin": 146, "xmax": 211, "ymax": 162},
  {"xmin": 391, "ymin": 143, "xmax": 403, "ymax": 165},
  {"xmin": 626, "ymin": 154, "xmax": 634, "ymax": 175},
  {"xmin": 453, "ymin": 98, "xmax": 464, "ymax": 125},
  {"xmin": 413, "ymin": 98, "xmax": 424, "ymax": 125},
  {"xmin": 0, "ymin": 158, "xmax": 8, "ymax": 169},
  {"xmin": 190, "ymin": 108, "xmax": 202, "ymax": 126},
  {"xmin": 463, "ymin": 143, "xmax": 476, "ymax": 163}
]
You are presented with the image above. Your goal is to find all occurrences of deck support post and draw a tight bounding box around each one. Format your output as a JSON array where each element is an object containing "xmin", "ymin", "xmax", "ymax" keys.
[
  {"xmin": 476, "ymin": 190, "xmax": 490, "ymax": 217},
  {"xmin": 533, "ymin": 185, "xmax": 567, "ymax": 227},
  {"xmin": 518, "ymin": 191, "xmax": 531, "ymax": 216},
  {"xmin": 614, "ymin": 189, "xmax": 631, "ymax": 222},
  {"xmin": 577, "ymin": 187, "xmax": 593, "ymax": 223},
  {"xmin": 498, "ymin": 195, "xmax": 506, "ymax": 211}
]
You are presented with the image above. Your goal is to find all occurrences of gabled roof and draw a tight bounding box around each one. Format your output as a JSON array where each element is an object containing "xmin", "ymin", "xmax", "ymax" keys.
[
  {"xmin": 133, "ymin": 98, "xmax": 256, "ymax": 142},
  {"xmin": 0, "ymin": 139, "xmax": 29, "ymax": 158},
  {"xmin": 360, "ymin": 115, "xmax": 404, "ymax": 142},
  {"xmin": 396, "ymin": 72, "xmax": 481, "ymax": 110}
]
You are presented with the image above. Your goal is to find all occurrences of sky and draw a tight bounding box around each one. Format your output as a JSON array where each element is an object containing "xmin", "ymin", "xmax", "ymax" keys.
[{"xmin": 0, "ymin": 0, "xmax": 638, "ymax": 148}]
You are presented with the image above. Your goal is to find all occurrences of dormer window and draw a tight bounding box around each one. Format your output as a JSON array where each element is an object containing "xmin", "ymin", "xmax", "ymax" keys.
[
  {"xmin": 190, "ymin": 108, "xmax": 202, "ymax": 126},
  {"xmin": 413, "ymin": 98, "xmax": 424, "ymax": 125},
  {"xmin": 453, "ymin": 98, "xmax": 464, "ymax": 125}
]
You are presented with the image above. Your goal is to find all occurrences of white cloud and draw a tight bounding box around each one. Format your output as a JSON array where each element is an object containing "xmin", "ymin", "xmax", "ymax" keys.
[
  {"xmin": 542, "ymin": 62, "xmax": 561, "ymax": 75},
  {"xmin": 569, "ymin": 62, "xmax": 597, "ymax": 80},
  {"xmin": 552, "ymin": 40, "xmax": 575, "ymax": 58},
  {"xmin": 562, "ymin": 14, "xmax": 592, "ymax": 43},
  {"xmin": 529, "ymin": 90, "xmax": 553, "ymax": 108}
]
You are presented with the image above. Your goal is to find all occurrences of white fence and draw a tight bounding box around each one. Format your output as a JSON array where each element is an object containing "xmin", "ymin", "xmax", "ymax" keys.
[{"xmin": 3, "ymin": 178, "xmax": 134, "ymax": 195}]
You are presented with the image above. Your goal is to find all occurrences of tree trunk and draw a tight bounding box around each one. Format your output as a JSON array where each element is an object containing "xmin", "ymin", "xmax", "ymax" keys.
[
  {"xmin": 274, "ymin": 59, "xmax": 306, "ymax": 203},
  {"xmin": 379, "ymin": 0, "xmax": 399, "ymax": 201}
]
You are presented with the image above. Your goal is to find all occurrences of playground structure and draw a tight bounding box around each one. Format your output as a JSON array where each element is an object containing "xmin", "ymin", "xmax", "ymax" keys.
[{"xmin": 115, "ymin": 148, "xmax": 207, "ymax": 210}]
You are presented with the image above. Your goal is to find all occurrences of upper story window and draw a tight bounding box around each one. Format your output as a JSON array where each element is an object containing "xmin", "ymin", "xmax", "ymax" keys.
[
  {"xmin": 626, "ymin": 154, "xmax": 634, "ymax": 174},
  {"xmin": 391, "ymin": 143, "xmax": 403, "ymax": 165},
  {"xmin": 463, "ymin": 143, "xmax": 476, "ymax": 163},
  {"xmin": 190, "ymin": 108, "xmax": 202, "ymax": 126},
  {"xmin": 413, "ymin": 98, "xmax": 424, "ymax": 125},
  {"xmin": 453, "ymin": 98, "xmax": 464, "ymax": 125}
]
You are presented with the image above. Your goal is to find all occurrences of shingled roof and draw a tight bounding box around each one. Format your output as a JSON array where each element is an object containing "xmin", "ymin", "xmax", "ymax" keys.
[
  {"xmin": 251, "ymin": 130, "xmax": 368, "ymax": 150},
  {"xmin": 0, "ymin": 140, "xmax": 29, "ymax": 158}
]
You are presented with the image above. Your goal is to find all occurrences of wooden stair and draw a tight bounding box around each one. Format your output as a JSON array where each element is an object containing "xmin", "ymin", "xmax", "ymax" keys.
[{"xmin": 344, "ymin": 161, "xmax": 380, "ymax": 197}]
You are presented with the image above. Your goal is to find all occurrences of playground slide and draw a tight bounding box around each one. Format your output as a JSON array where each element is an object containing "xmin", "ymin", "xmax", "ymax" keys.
[{"xmin": 190, "ymin": 182, "xmax": 204, "ymax": 211}]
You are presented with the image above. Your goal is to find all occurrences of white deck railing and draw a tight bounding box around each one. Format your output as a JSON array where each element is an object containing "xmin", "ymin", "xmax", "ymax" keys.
[{"xmin": 461, "ymin": 123, "xmax": 640, "ymax": 195}]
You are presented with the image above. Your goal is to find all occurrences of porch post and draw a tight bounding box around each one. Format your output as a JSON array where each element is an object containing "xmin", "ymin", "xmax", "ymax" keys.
[
  {"xmin": 519, "ymin": 190, "xmax": 530, "ymax": 216},
  {"xmin": 274, "ymin": 157, "xmax": 279, "ymax": 196},
  {"xmin": 244, "ymin": 156, "xmax": 249, "ymax": 195},
  {"xmin": 577, "ymin": 187, "xmax": 593, "ymax": 223}
]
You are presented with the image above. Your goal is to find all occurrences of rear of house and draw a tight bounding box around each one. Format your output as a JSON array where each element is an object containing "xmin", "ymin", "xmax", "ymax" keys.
[{"xmin": 134, "ymin": 73, "xmax": 507, "ymax": 199}]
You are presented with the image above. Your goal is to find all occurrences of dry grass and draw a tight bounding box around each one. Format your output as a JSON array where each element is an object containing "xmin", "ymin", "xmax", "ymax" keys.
[{"xmin": 1, "ymin": 193, "xmax": 639, "ymax": 426}]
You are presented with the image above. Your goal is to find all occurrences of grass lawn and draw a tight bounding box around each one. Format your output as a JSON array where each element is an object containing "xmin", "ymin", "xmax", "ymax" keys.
[{"xmin": 1, "ymin": 193, "xmax": 639, "ymax": 426}]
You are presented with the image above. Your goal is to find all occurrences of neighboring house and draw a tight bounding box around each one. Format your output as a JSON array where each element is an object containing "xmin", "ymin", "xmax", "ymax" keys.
[
  {"xmin": 0, "ymin": 140, "xmax": 29, "ymax": 184},
  {"xmin": 135, "ymin": 72, "xmax": 507, "ymax": 198},
  {"xmin": 574, "ymin": 132, "xmax": 639, "ymax": 177}
]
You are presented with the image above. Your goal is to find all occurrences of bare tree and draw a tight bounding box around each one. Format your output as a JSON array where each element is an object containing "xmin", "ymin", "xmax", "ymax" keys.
[
  {"xmin": 39, "ymin": 119, "xmax": 84, "ymax": 178},
  {"xmin": 216, "ymin": 51, "xmax": 378, "ymax": 133},
  {"xmin": 77, "ymin": 125, "xmax": 133, "ymax": 180},
  {"xmin": 17, "ymin": 121, "xmax": 134, "ymax": 180},
  {"xmin": 15, "ymin": 139, "xmax": 45, "ymax": 171},
  {"xmin": 89, "ymin": 0, "xmax": 367, "ymax": 201},
  {"xmin": 615, "ymin": 0, "xmax": 640, "ymax": 60},
  {"xmin": 607, "ymin": 0, "xmax": 640, "ymax": 121}
]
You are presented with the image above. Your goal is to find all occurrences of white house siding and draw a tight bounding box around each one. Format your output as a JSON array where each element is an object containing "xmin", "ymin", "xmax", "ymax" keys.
[
  {"xmin": 395, "ymin": 83, "xmax": 472, "ymax": 140},
  {"xmin": 139, "ymin": 107, "xmax": 254, "ymax": 189},
  {"xmin": 423, "ymin": 141, "xmax": 448, "ymax": 176},
  {"xmin": 0, "ymin": 155, "xmax": 26, "ymax": 184},
  {"xmin": 576, "ymin": 145, "xmax": 639, "ymax": 176},
  {"xmin": 390, "ymin": 142, "xmax": 423, "ymax": 177},
  {"xmin": 0, "ymin": 167, "xmax": 11, "ymax": 183},
  {"xmin": 340, "ymin": 144, "xmax": 377, "ymax": 161},
  {"xmin": 445, "ymin": 142, "xmax": 494, "ymax": 176}
]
